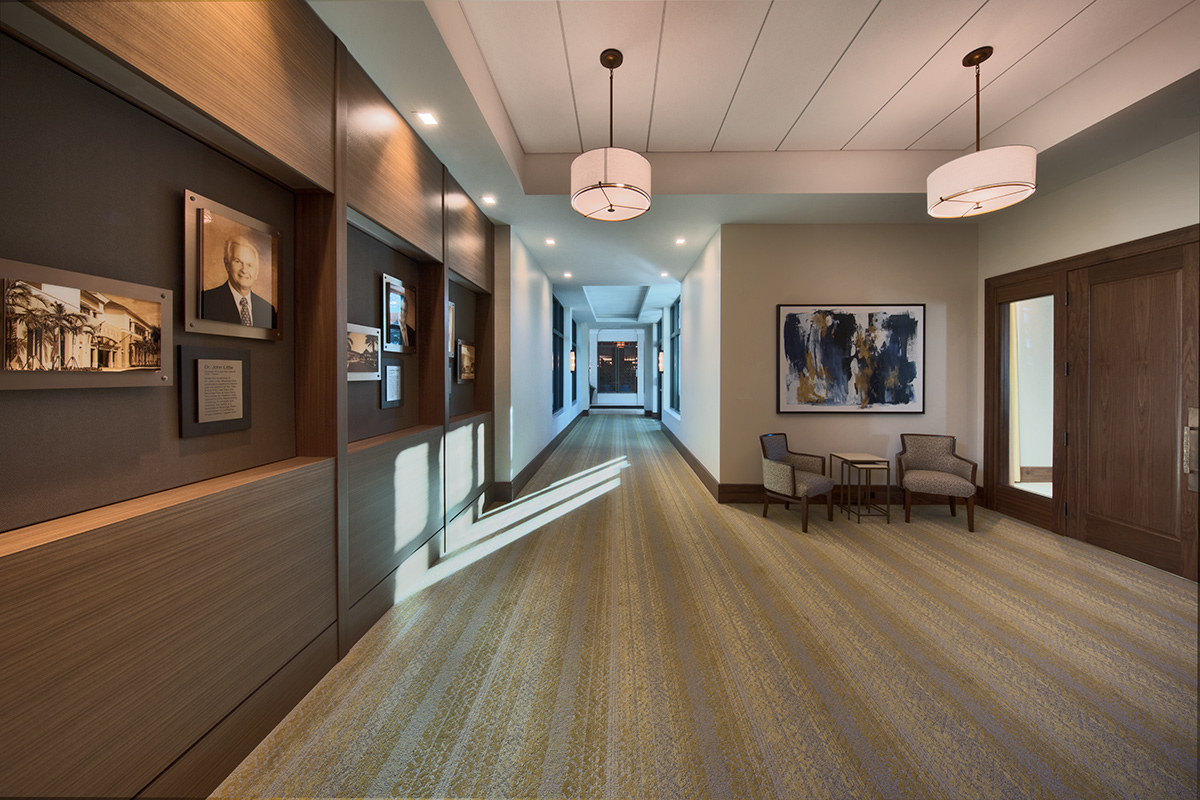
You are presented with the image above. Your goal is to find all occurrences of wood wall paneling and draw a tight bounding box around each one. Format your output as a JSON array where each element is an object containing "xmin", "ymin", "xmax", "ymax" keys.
[
  {"xmin": 475, "ymin": 291, "xmax": 495, "ymax": 414},
  {"xmin": 421, "ymin": 260, "xmax": 449, "ymax": 427},
  {"xmin": 0, "ymin": 458, "xmax": 336, "ymax": 798},
  {"xmin": 136, "ymin": 624, "xmax": 338, "ymax": 798},
  {"xmin": 347, "ymin": 425, "xmax": 445, "ymax": 607},
  {"xmin": 31, "ymin": 0, "xmax": 336, "ymax": 189},
  {"xmin": 343, "ymin": 55, "xmax": 444, "ymax": 262},
  {"xmin": 346, "ymin": 534, "xmax": 441, "ymax": 647},
  {"xmin": 444, "ymin": 170, "xmax": 494, "ymax": 294},
  {"xmin": 446, "ymin": 411, "xmax": 495, "ymax": 523}
]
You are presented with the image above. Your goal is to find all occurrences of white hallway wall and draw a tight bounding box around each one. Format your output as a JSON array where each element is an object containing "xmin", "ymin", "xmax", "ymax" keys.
[
  {"xmin": 494, "ymin": 227, "xmax": 583, "ymax": 485},
  {"xmin": 662, "ymin": 229, "xmax": 722, "ymax": 480},
  {"xmin": 718, "ymin": 224, "xmax": 979, "ymax": 486}
]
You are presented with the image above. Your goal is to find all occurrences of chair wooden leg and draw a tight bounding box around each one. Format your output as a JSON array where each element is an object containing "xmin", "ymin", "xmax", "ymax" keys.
[
  {"xmin": 826, "ymin": 492, "xmax": 833, "ymax": 521},
  {"xmin": 967, "ymin": 495, "xmax": 975, "ymax": 532},
  {"xmin": 904, "ymin": 489, "xmax": 912, "ymax": 523},
  {"xmin": 949, "ymin": 496, "xmax": 957, "ymax": 516},
  {"xmin": 762, "ymin": 495, "xmax": 770, "ymax": 517},
  {"xmin": 801, "ymin": 496, "xmax": 809, "ymax": 532}
]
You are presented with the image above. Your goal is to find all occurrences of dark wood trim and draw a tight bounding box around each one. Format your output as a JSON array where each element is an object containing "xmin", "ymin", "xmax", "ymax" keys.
[
  {"xmin": 660, "ymin": 424, "xmax": 719, "ymax": 500},
  {"xmin": 494, "ymin": 410, "xmax": 586, "ymax": 502}
]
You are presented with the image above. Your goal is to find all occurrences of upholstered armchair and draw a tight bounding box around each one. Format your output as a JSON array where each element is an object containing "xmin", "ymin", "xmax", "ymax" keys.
[
  {"xmin": 897, "ymin": 433, "xmax": 978, "ymax": 531},
  {"xmin": 760, "ymin": 433, "xmax": 834, "ymax": 532}
]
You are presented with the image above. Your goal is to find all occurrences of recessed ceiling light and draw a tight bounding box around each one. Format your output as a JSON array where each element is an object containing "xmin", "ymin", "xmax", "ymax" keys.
[
  {"xmin": 546, "ymin": 238, "xmax": 556, "ymax": 245},
  {"xmin": 481, "ymin": 195, "xmax": 496, "ymax": 205},
  {"xmin": 564, "ymin": 272, "xmax": 572, "ymax": 278},
  {"xmin": 675, "ymin": 237, "xmax": 686, "ymax": 245},
  {"xmin": 417, "ymin": 112, "xmax": 437, "ymax": 125},
  {"xmin": 661, "ymin": 272, "xmax": 669, "ymax": 277}
]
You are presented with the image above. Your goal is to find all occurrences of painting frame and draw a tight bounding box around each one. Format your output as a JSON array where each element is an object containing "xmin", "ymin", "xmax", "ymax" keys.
[
  {"xmin": 776, "ymin": 303, "xmax": 925, "ymax": 414},
  {"xmin": 184, "ymin": 189, "xmax": 282, "ymax": 341},
  {"xmin": 382, "ymin": 273, "xmax": 415, "ymax": 353},
  {"xmin": 347, "ymin": 322, "xmax": 381, "ymax": 382},
  {"xmin": 457, "ymin": 339, "xmax": 476, "ymax": 384},
  {"xmin": 1, "ymin": 257, "xmax": 173, "ymax": 390}
]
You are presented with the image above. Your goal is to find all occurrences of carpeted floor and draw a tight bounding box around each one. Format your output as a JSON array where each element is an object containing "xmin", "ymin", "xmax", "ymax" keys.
[{"xmin": 214, "ymin": 414, "xmax": 1198, "ymax": 799}]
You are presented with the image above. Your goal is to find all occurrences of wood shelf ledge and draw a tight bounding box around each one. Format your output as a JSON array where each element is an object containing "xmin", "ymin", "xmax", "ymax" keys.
[
  {"xmin": 348, "ymin": 423, "xmax": 442, "ymax": 454},
  {"xmin": 0, "ymin": 456, "xmax": 332, "ymax": 557}
]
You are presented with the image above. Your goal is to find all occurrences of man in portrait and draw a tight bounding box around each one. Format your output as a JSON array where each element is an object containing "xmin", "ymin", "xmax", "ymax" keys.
[{"xmin": 201, "ymin": 233, "xmax": 276, "ymax": 328}]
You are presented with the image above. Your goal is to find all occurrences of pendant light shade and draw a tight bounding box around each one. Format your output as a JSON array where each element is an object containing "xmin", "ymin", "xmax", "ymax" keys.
[
  {"xmin": 571, "ymin": 147, "xmax": 652, "ymax": 220},
  {"xmin": 927, "ymin": 46, "xmax": 1036, "ymax": 218},
  {"xmin": 927, "ymin": 144, "xmax": 1037, "ymax": 218},
  {"xmin": 571, "ymin": 49, "xmax": 651, "ymax": 221}
]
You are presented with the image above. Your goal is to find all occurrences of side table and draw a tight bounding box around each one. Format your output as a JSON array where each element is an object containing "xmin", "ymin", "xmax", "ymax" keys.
[{"xmin": 830, "ymin": 452, "xmax": 891, "ymax": 523}]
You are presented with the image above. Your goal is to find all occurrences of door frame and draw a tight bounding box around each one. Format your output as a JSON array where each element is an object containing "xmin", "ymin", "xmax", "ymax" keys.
[{"xmin": 984, "ymin": 225, "xmax": 1198, "ymax": 544}]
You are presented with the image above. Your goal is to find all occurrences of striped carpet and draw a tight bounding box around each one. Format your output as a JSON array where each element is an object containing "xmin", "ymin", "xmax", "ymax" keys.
[{"xmin": 215, "ymin": 414, "xmax": 1198, "ymax": 799}]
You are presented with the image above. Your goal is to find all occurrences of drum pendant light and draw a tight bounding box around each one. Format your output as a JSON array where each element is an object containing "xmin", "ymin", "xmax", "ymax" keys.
[
  {"xmin": 571, "ymin": 49, "xmax": 651, "ymax": 221},
  {"xmin": 927, "ymin": 46, "xmax": 1036, "ymax": 218}
]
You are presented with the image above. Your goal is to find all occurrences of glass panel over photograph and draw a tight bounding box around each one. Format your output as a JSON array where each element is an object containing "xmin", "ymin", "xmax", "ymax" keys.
[
  {"xmin": 4, "ymin": 279, "xmax": 162, "ymax": 372},
  {"xmin": 1006, "ymin": 295, "xmax": 1053, "ymax": 496}
]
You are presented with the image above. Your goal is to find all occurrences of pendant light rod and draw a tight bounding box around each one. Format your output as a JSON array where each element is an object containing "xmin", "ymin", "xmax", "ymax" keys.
[
  {"xmin": 963, "ymin": 45, "xmax": 993, "ymax": 153},
  {"xmin": 600, "ymin": 48, "xmax": 622, "ymax": 148}
]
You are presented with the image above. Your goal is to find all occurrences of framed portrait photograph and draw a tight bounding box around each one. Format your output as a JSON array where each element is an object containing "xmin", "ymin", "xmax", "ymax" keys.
[
  {"xmin": 382, "ymin": 273, "xmax": 415, "ymax": 353},
  {"xmin": 347, "ymin": 323, "xmax": 381, "ymax": 381},
  {"xmin": 777, "ymin": 304, "xmax": 924, "ymax": 413},
  {"xmin": 457, "ymin": 339, "xmax": 476, "ymax": 384},
  {"xmin": 1, "ymin": 257, "xmax": 173, "ymax": 390},
  {"xmin": 381, "ymin": 357, "xmax": 402, "ymax": 408},
  {"xmin": 184, "ymin": 190, "xmax": 281, "ymax": 341}
]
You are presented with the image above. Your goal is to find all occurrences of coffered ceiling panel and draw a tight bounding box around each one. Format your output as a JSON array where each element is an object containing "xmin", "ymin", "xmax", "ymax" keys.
[
  {"xmin": 644, "ymin": 1, "xmax": 770, "ymax": 152},
  {"xmin": 712, "ymin": 0, "xmax": 878, "ymax": 152},
  {"xmin": 559, "ymin": 1, "xmax": 664, "ymax": 154},
  {"xmin": 846, "ymin": 0, "xmax": 1091, "ymax": 151},
  {"xmin": 779, "ymin": 0, "xmax": 988, "ymax": 151}
]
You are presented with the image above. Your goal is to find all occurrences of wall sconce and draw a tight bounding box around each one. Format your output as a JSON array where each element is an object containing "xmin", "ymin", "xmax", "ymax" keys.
[
  {"xmin": 658, "ymin": 351, "xmax": 664, "ymax": 373},
  {"xmin": 570, "ymin": 348, "xmax": 577, "ymax": 373}
]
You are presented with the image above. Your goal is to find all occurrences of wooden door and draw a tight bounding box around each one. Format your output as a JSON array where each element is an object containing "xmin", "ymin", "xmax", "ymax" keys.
[{"xmin": 1066, "ymin": 243, "xmax": 1198, "ymax": 579}]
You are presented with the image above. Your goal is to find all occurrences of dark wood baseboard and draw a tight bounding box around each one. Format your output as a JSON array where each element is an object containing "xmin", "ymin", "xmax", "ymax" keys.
[
  {"xmin": 494, "ymin": 410, "xmax": 585, "ymax": 502},
  {"xmin": 660, "ymin": 425, "xmax": 719, "ymax": 500},
  {"xmin": 717, "ymin": 484, "xmax": 987, "ymax": 507}
]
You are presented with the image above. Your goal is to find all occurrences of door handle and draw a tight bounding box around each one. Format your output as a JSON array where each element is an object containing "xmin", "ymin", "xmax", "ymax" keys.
[{"xmin": 1187, "ymin": 407, "xmax": 1198, "ymax": 493}]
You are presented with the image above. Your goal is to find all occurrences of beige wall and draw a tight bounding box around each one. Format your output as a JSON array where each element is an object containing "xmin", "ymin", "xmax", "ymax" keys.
[
  {"xmin": 662, "ymin": 229, "xmax": 722, "ymax": 478},
  {"xmin": 719, "ymin": 224, "xmax": 979, "ymax": 485}
]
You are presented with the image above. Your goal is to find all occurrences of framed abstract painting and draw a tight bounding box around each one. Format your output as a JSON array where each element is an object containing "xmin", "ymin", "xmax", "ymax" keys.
[{"xmin": 776, "ymin": 304, "xmax": 924, "ymax": 413}]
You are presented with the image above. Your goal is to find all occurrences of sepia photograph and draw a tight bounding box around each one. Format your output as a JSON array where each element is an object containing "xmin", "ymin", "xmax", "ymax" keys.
[
  {"xmin": 4, "ymin": 279, "xmax": 162, "ymax": 373},
  {"xmin": 383, "ymin": 273, "xmax": 415, "ymax": 353},
  {"xmin": 457, "ymin": 339, "xmax": 476, "ymax": 383},
  {"xmin": 0, "ymin": 258, "xmax": 173, "ymax": 390},
  {"xmin": 347, "ymin": 322, "xmax": 381, "ymax": 381},
  {"xmin": 184, "ymin": 190, "xmax": 281, "ymax": 341}
]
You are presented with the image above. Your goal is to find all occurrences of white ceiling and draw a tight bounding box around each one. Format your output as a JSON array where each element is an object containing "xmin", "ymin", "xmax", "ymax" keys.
[{"xmin": 309, "ymin": 0, "xmax": 1200, "ymax": 324}]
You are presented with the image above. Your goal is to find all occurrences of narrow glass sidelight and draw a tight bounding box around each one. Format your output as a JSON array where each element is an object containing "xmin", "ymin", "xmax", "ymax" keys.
[{"xmin": 1006, "ymin": 295, "xmax": 1054, "ymax": 496}]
